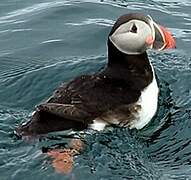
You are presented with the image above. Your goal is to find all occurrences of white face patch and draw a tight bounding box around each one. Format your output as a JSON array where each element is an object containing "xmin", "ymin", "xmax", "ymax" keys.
[{"xmin": 109, "ymin": 19, "xmax": 153, "ymax": 55}]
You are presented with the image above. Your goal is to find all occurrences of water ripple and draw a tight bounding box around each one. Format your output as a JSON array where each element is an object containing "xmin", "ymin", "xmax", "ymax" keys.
[
  {"xmin": 0, "ymin": 1, "xmax": 72, "ymax": 24},
  {"xmin": 66, "ymin": 18, "xmax": 114, "ymax": 27},
  {"xmin": 0, "ymin": 0, "xmax": 191, "ymax": 179}
]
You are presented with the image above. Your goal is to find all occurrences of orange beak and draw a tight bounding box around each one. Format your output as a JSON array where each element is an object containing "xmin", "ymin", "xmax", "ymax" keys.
[
  {"xmin": 159, "ymin": 25, "xmax": 176, "ymax": 49},
  {"xmin": 150, "ymin": 21, "xmax": 176, "ymax": 51}
]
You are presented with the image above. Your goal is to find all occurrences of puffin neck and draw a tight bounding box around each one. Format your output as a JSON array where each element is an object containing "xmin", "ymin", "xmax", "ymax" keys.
[
  {"xmin": 107, "ymin": 39, "xmax": 149, "ymax": 67},
  {"xmin": 105, "ymin": 39, "xmax": 153, "ymax": 90}
]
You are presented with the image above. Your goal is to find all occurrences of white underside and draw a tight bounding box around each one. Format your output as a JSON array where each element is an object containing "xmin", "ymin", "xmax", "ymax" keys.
[
  {"xmin": 90, "ymin": 121, "xmax": 107, "ymax": 131},
  {"xmin": 129, "ymin": 67, "xmax": 159, "ymax": 129},
  {"xmin": 89, "ymin": 63, "xmax": 159, "ymax": 131}
]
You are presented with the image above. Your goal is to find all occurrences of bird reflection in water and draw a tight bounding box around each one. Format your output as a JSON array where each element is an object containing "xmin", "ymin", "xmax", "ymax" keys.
[{"xmin": 46, "ymin": 139, "xmax": 84, "ymax": 174}]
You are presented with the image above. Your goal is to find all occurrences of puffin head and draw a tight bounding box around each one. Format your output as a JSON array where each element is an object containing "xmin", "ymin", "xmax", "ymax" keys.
[{"xmin": 109, "ymin": 13, "xmax": 176, "ymax": 55}]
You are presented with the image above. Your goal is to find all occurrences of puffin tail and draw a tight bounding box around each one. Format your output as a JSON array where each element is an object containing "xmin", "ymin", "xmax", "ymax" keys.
[{"xmin": 16, "ymin": 110, "xmax": 87, "ymax": 137}]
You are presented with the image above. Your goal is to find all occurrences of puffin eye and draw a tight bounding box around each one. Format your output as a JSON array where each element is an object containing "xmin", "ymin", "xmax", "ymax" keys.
[{"xmin": 130, "ymin": 23, "xmax": 137, "ymax": 33}]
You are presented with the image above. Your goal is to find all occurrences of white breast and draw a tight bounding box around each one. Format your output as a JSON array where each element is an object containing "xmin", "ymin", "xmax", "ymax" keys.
[{"xmin": 129, "ymin": 65, "xmax": 159, "ymax": 129}]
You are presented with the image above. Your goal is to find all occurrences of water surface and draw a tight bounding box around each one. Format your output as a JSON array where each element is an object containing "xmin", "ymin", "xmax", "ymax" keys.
[{"xmin": 0, "ymin": 0, "xmax": 191, "ymax": 179}]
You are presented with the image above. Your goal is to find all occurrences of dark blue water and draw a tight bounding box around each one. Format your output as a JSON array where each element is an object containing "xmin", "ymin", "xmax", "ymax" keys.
[{"xmin": 0, "ymin": 0, "xmax": 191, "ymax": 179}]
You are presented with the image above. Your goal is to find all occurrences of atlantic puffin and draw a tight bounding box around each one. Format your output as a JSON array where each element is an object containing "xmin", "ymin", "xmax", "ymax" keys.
[{"xmin": 17, "ymin": 13, "xmax": 176, "ymax": 136}]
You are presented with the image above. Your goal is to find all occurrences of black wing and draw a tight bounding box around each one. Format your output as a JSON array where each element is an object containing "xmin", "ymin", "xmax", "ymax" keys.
[{"xmin": 16, "ymin": 74, "xmax": 140, "ymax": 136}]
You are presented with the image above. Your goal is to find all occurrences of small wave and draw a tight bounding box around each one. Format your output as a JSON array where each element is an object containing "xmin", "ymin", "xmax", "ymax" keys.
[
  {"xmin": 11, "ymin": 29, "xmax": 32, "ymax": 32},
  {"xmin": 0, "ymin": 1, "xmax": 73, "ymax": 24},
  {"xmin": 40, "ymin": 39, "xmax": 63, "ymax": 44},
  {"xmin": 66, "ymin": 18, "xmax": 114, "ymax": 27},
  {"xmin": 0, "ymin": 55, "xmax": 105, "ymax": 83}
]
